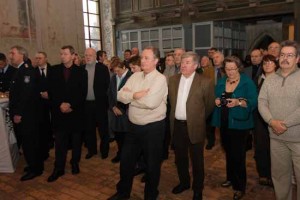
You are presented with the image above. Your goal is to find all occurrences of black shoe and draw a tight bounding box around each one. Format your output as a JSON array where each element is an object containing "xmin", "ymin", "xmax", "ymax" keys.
[
  {"xmin": 221, "ymin": 180, "xmax": 232, "ymax": 187},
  {"xmin": 193, "ymin": 191, "xmax": 203, "ymax": 200},
  {"xmin": 71, "ymin": 163, "xmax": 80, "ymax": 175},
  {"xmin": 172, "ymin": 184, "xmax": 190, "ymax": 194},
  {"xmin": 23, "ymin": 166, "xmax": 30, "ymax": 172},
  {"xmin": 111, "ymin": 155, "xmax": 120, "ymax": 163},
  {"xmin": 107, "ymin": 192, "xmax": 130, "ymax": 200},
  {"xmin": 47, "ymin": 170, "xmax": 65, "ymax": 182},
  {"xmin": 205, "ymin": 143, "xmax": 214, "ymax": 150},
  {"xmin": 233, "ymin": 191, "xmax": 245, "ymax": 200},
  {"xmin": 20, "ymin": 172, "xmax": 42, "ymax": 181},
  {"xmin": 85, "ymin": 152, "xmax": 96, "ymax": 159}
]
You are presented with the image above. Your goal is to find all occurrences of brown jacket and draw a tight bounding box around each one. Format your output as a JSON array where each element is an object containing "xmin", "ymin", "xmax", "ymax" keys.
[{"xmin": 168, "ymin": 73, "xmax": 215, "ymax": 144}]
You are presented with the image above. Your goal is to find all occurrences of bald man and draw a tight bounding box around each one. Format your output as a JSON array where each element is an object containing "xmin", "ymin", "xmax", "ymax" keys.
[
  {"xmin": 268, "ymin": 42, "xmax": 281, "ymax": 59},
  {"xmin": 83, "ymin": 48, "xmax": 111, "ymax": 160}
]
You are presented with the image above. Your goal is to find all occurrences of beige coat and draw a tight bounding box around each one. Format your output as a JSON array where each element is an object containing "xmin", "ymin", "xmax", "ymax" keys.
[{"xmin": 168, "ymin": 73, "xmax": 215, "ymax": 144}]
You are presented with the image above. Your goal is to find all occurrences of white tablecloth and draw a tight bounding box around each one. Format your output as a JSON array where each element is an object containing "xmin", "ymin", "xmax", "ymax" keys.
[{"xmin": 0, "ymin": 98, "xmax": 19, "ymax": 173}]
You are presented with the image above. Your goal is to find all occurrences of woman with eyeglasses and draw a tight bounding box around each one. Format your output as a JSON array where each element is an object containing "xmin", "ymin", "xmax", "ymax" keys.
[
  {"xmin": 211, "ymin": 55, "xmax": 258, "ymax": 200},
  {"xmin": 253, "ymin": 54, "xmax": 279, "ymax": 187}
]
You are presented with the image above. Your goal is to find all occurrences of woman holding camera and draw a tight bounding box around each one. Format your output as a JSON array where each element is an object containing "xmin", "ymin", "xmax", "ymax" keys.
[{"xmin": 211, "ymin": 56, "xmax": 257, "ymax": 200}]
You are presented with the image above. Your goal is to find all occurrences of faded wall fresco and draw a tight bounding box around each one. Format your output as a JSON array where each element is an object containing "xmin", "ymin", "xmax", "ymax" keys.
[
  {"xmin": 0, "ymin": 0, "xmax": 36, "ymax": 38},
  {"xmin": 0, "ymin": 0, "xmax": 85, "ymax": 64}
]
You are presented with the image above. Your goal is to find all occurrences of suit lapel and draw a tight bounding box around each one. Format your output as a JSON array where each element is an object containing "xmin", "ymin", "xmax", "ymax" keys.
[{"xmin": 187, "ymin": 74, "xmax": 199, "ymax": 103}]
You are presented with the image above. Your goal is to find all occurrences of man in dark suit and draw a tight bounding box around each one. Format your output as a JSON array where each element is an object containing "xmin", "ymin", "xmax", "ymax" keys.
[
  {"xmin": 9, "ymin": 45, "xmax": 44, "ymax": 181},
  {"xmin": 168, "ymin": 52, "xmax": 215, "ymax": 200},
  {"xmin": 0, "ymin": 52, "xmax": 17, "ymax": 94},
  {"xmin": 47, "ymin": 45, "xmax": 87, "ymax": 182},
  {"xmin": 34, "ymin": 51, "xmax": 53, "ymax": 160},
  {"xmin": 83, "ymin": 48, "xmax": 110, "ymax": 159}
]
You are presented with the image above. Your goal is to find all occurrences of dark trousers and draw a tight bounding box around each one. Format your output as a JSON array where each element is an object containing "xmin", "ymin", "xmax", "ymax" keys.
[
  {"xmin": 206, "ymin": 114, "xmax": 215, "ymax": 146},
  {"xmin": 221, "ymin": 127, "xmax": 248, "ymax": 192},
  {"xmin": 254, "ymin": 112, "xmax": 271, "ymax": 178},
  {"xmin": 163, "ymin": 100, "xmax": 171, "ymax": 159},
  {"xmin": 38, "ymin": 102, "xmax": 52, "ymax": 159},
  {"xmin": 115, "ymin": 132, "xmax": 126, "ymax": 157},
  {"xmin": 84, "ymin": 101, "xmax": 109, "ymax": 156},
  {"xmin": 17, "ymin": 121, "xmax": 44, "ymax": 173},
  {"xmin": 54, "ymin": 130, "xmax": 82, "ymax": 170},
  {"xmin": 173, "ymin": 119, "xmax": 204, "ymax": 192},
  {"xmin": 117, "ymin": 119, "xmax": 165, "ymax": 200}
]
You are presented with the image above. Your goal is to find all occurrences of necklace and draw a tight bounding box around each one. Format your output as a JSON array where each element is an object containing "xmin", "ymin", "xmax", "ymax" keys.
[{"xmin": 227, "ymin": 78, "xmax": 239, "ymax": 84}]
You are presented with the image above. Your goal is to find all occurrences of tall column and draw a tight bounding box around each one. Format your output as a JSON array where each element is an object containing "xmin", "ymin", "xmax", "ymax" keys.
[
  {"xmin": 100, "ymin": 0, "xmax": 115, "ymax": 58},
  {"xmin": 295, "ymin": 1, "xmax": 300, "ymax": 42}
]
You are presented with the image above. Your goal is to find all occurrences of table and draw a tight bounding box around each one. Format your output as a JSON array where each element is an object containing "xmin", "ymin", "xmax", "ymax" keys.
[{"xmin": 0, "ymin": 97, "xmax": 19, "ymax": 173}]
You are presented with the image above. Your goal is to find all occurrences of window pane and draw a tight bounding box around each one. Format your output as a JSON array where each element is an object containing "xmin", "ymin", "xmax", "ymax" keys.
[
  {"xmin": 162, "ymin": 28, "xmax": 171, "ymax": 39},
  {"xmin": 173, "ymin": 27, "xmax": 182, "ymax": 38},
  {"xmin": 122, "ymin": 43, "xmax": 129, "ymax": 51},
  {"xmin": 85, "ymin": 40, "xmax": 90, "ymax": 48},
  {"xmin": 90, "ymin": 27, "xmax": 100, "ymax": 40},
  {"xmin": 142, "ymin": 41, "xmax": 149, "ymax": 49},
  {"xmin": 150, "ymin": 40, "xmax": 159, "ymax": 48},
  {"xmin": 83, "ymin": 13, "xmax": 88, "ymax": 25},
  {"xmin": 163, "ymin": 39, "xmax": 171, "ymax": 49},
  {"xmin": 150, "ymin": 30, "xmax": 158, "ymax": 40},
  {"xmin": 122, "ymin": 33, "xmax": 129, "ymax": 41},
  {"xmin": 89, "ymin": 14, "xmax": 100, "ymax": 27},
  {"xmin": 91, "ymin": 40, "xmax": 101, "ymax": 50},
  {"xmin": 84, "ymin": 26, "xmax": 90, "ymax": 39},
  {"xmin": 131, "ymin": 42, "xmax": 138, "ymax": 48},
  {"xmin": 130, "ymin": 32, "xmax": 138, "ymax": 41},
  {"xmin": 88, "ymin": 0, "xmax": 99, "ymax": 14},
  {"xmin": 82, "ymin": 0, "xmax": 87, "ymax": 12},
  {"xmin": 141, "ymin": 31, "xmax": 149, "ymax": 40},
  {"xmin": 173, "ymin": 39, "xmax": 182, "ymax": 48}
]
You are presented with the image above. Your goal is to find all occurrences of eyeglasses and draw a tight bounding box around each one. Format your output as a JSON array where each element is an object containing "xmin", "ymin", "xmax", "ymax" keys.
[
  {"xmin": 263, "ymin": 61, "xmax": 274, "ymax": 65},
  {"xmin": 224, "ymin": 68, "xmax": 238, "ymax": 72},
  {"xmin": 280, "ymin": 53, "xmax": 297, "ymax": 59}
]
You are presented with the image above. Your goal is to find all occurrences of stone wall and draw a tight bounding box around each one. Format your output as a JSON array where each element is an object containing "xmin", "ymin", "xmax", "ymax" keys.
[{"xmin": 0, "ymin": 0, "xmax": 85, "ymax": 64}]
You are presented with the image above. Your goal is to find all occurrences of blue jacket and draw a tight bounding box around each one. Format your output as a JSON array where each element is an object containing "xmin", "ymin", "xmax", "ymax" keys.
[{"xmin": 211, "ymin": 73, "xmax": 258, "ymax": 130}]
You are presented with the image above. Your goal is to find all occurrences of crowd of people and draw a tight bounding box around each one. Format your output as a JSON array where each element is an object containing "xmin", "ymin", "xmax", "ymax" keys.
[{"xmin": 0, "ymin": 40, "xmax": 300, "ymax": 200}]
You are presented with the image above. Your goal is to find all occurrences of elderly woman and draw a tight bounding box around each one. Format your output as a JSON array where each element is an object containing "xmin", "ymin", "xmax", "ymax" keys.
[
  {"xmin": 211, "ymin": 56, "xmax": 257, "ymax": 200},
  {"xmin": 108, "ymin": 58, "xmax": 132, "ymax": 163},
  {"xmin": 253, "ymin": 54, "xmax": 278, "ymax": 186}
]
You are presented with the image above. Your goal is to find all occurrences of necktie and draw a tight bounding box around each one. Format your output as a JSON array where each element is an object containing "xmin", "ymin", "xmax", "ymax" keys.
[
  {"xmin": 217, "ymin": 68, "xmax": 222, "ymax": 80},
  {"xmin": 41, "ymin": 68, "xmax": 46, "ymax": 78}
]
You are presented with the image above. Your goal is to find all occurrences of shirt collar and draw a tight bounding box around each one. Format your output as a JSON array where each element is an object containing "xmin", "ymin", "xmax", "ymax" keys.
[{"xmin": 181, "ymin": 71, "xmax": 195, "ymax": 80}]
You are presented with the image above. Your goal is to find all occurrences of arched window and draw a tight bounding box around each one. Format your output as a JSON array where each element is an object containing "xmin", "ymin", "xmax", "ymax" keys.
[{"xmin": 82, "ymin": 0, "xmax": 102, "ymax": 50}]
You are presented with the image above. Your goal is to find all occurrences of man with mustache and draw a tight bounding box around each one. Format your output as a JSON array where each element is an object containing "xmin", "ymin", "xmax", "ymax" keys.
[{"xmin": 258, "ymin": 40, "xmax": 300, "ymax": 200}]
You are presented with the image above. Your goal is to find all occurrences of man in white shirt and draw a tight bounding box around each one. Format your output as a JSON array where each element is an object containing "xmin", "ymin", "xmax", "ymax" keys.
[
  {"xmin": 108, "ymin": 47, "xmax": 167, "ymax": 200},
  {"xmin": 168, "ymin": 52, "xmax": 215, "ymax": 200}
]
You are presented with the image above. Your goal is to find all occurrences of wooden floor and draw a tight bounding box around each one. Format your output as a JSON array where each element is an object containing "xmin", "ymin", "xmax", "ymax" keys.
[{"xmin": 0, "ymin": 136, "xmax": 276, "ymax": 200}]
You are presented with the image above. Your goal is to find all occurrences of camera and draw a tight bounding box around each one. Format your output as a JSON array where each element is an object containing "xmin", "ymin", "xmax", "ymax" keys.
[{"xmin": 220, "ymin": 93, "xmax": 231, "ymax": 106}]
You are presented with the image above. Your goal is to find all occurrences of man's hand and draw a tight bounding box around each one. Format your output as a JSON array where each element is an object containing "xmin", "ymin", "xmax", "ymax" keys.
[
  {"xmin": 112, "ymin": 106, "xmax": 123, "ymax": 116},
  {"xmin": 13, "ymin": 115, "xmax": 22, "ymax": 124},
  {"xmin": 122, "ymin": 87, "xmax": 132, "ymax": 92},
  {"xmin": 270, "ymin": 120, "xmax": 287, "ymax": 135},
  {"xmin": 60, "ymin": 102, "xmax": 72, "ymax": 113},
  {"xmin": 133, "ymin": 89, "xmax": 150, "ymax": 100}
]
